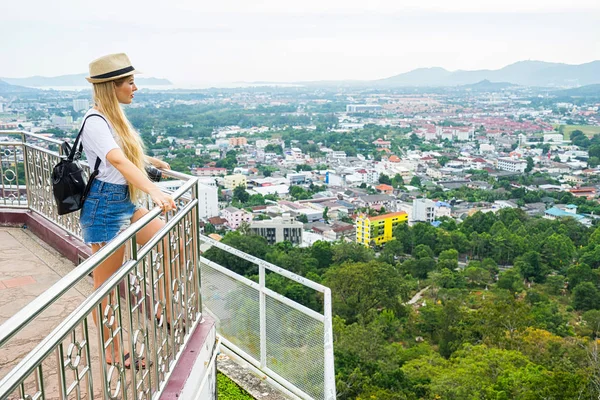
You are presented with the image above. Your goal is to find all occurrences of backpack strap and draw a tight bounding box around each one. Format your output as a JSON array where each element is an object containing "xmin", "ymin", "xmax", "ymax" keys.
[{"xmin": 67, "ymin": 114, "xmax": 109, "ymax": 162}]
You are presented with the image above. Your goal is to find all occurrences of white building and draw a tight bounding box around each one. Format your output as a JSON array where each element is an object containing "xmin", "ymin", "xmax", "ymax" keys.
[
  {"xmin": 156, "ymin": 180, "xmax": 218, "ymax": 220},
  {"xmin": 543, "ymin": 133, "xmax": 564, "ymax": 143},
  {"xmin": 250, "ymin": 214, "xmax": 304, "ymax": 245},
  {"xmin": 480, "ymin": 144, "xmax": 496, "ymax": 153},
  {"xmin": 198, "ymin": 183, "xmax": 219, "ymax": 219},
  {"xmin": 412, "ymin": 198, "xmax": 436, "ymax": 223},
  {"xmin": 73, "ymin": 99, "xmax": 89, "ymax": 112},
  {"xmin": 346, "ymin": 104, "xmax": 382, "ymax": 113},
  {"xmin": 497, "ymin": 157, "xmax": 527, "ymax": 173}
]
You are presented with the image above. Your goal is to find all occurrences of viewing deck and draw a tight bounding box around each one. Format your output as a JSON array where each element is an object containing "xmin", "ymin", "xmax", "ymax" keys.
[{"xmin": 0, "ymin": 131, "xmax": 336, "ymax": 400}]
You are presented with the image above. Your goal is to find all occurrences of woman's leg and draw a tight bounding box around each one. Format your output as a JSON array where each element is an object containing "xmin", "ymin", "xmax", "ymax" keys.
[
  {"xmin": 91, "ymin": 242, "xmax": 127, "ymax": 365},
  {"xmin": 130, "ymin": 208, "xmax": 175, "ymax": 325}
]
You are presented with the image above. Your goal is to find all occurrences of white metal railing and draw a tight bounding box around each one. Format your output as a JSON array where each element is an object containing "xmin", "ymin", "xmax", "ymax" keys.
[
  {"xmin": 200, "ymin": 236, "xmax": 336, "ymax": 400},
  {"xmin": 0, "ymin": 131, "xmax": 336, "ymax": 400}
]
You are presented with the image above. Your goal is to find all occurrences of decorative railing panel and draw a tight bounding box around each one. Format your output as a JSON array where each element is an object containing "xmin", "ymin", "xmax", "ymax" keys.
[{"xmin": 0, "ymin": 178, "xmax": 201, "ymax": 400}]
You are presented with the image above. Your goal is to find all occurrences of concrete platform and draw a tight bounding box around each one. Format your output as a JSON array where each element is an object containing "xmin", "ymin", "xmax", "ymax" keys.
[{"xmin": 0, "ymin": 226, "xmax": 102, "ymax": 399}]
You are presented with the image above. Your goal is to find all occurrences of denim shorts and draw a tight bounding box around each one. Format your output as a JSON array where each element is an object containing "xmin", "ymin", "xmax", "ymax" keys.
[{"xmin": 80, "ymin": 180, "xmax": 136, "ymax": 244}]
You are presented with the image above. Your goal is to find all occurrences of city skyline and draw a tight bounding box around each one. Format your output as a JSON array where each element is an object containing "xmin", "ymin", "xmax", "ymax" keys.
[{"xmin": 1, "ymin": 0, "xmax": 599, "ymax": 85}]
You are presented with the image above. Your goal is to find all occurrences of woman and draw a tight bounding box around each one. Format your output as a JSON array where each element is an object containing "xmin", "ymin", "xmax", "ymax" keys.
[{"xmin": 80, "ymin": 53, "xmax": 176, "ymax": 369}]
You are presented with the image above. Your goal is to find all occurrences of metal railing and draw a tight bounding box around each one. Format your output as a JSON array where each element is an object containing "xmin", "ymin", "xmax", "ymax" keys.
[
  {"xmin": 0, "ymin": 131, "xmax": 336, "ymax": 400},
  {"xmin": 201, "ymin": 236, "xmax": 336, "ymax": 400}
]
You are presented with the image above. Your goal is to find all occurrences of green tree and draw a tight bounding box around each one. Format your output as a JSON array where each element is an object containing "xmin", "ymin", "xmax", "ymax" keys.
[
  {"xmin": 324, "ymin": 261, "xmax": 407, "ymax": 323},
  {"xmin": 409, "ymin": 176, "xmax": 422, "ymax": 187},
  {"xmin": 332, "ymin": 242, "xmax": 375, "ymax": 264},
  {"xmin": 378, "ymin": 174, "xmax": 392, "ymax": 185},
  {"xmin": 525, "ymin": 156, "xmax": 534, "ymax": 173},
  {"xmin": 392, "ymin": 173, "xmax": 404, "ymax": 188},
  {"xmin": 572, "ymin": 282, "xmax": 600, "ymax": 311},
  {"xmin": 233, "ymin": 185, "xmax": 249, "ymax": 203},
  {"xmin": 583, "ymin": 310, "xmax": 600, "ymax": 337}
]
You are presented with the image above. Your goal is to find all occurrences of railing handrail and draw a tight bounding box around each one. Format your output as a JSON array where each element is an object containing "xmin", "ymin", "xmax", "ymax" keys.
[
  {"xmin": 200, "ymin": 234, "xmax": 330, "ymax": 294},
  {"xmin": 0, "ymin": 176, "xmax": 199, "ymax": 348}
]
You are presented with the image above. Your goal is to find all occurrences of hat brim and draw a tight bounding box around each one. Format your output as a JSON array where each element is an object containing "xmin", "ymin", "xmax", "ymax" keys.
[{"xmin": 86, "ymin": 69, "xmax": 142, "ymax": 84}]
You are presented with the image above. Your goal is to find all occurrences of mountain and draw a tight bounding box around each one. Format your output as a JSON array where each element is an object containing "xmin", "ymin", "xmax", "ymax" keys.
[
  {"xmin": 460, "ymin": 80, "xmax": 515, "ymax": 91},
  {"xmin": 554, "ymin": 84, "xmax": 600, "ymax": 97},
  {"xmin": 0, "ymin": 79, "xmax": 41, "ymax": 94},
  {"xmin": 1, "ymin": 73, "xmax": 172, "ymax": 87},
  {"xmin": 375, "ymin": 60, "xmax": 600, "ymax": 87}
]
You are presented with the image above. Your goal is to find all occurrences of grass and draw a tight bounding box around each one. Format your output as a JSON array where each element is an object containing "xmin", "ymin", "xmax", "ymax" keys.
[
  {"xmin": 217, "ymin": 372, "xmax": 255, "ymax": 400},
  {"xmin": 556, "ymin": 124, "xmax": 600, "ymax": 139}
]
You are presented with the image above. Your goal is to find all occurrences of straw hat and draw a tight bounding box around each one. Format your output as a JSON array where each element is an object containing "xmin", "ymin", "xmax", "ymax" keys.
[{"xmin": 86, "ymin": 53, "xmax": 141, "ymax": 84}]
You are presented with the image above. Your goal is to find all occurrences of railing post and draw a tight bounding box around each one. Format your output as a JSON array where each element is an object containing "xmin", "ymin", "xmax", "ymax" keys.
[
  {"xmin": 21, "ymin": 133, "xmax": 31, "ymax": 208},
  {"xmin": 323, "ymin": 287, "xmax": 336, "ymax": 400},
  {"xmin": 259, "ymin": 264, "xmax": 267, "ymax": 369}
]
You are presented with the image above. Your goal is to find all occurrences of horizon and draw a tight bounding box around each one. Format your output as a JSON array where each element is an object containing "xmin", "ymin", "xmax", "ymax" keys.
[
  {"xmin": 2, "ymin": 59, "xmax": 599, "ymax": 87},
  {"xmin": 1, "ymin": 0, "xmax": 599, "ymax": 85}
]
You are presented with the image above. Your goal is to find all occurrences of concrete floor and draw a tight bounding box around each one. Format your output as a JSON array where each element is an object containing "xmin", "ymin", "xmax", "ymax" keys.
[{"xmin": 0, "ymin": 227, "xmax": 103, "ymax": 399}]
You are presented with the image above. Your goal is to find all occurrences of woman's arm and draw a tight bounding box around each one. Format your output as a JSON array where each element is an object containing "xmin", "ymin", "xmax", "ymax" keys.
[
  {"xmin": 107, "ymin": 149, "xmax": 176, "ymax": 211},
  {"xmin": 145, "ymin": 155, "xmax": 170, "ymax": 170}
]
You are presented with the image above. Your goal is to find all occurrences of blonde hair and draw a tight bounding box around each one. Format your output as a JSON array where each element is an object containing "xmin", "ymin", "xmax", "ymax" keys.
[{"xmin": 92, "ymin": 76, "xmax": 146, "ymax": 202}]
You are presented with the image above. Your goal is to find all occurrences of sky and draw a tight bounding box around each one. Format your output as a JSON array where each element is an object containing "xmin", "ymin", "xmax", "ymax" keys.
[{"xmin": 1, "ymin": 0, "xmax": 599, "ymax": 86}]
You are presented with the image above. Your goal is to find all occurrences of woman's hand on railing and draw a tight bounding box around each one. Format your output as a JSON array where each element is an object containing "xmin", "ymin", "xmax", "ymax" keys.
[
  {"xmin": 148, "ymin": 156, "xmax": 170, "ymax": 170},
  {"xmin": 149, "ymin": 188, "xmax": 176, "ymax": 214}
]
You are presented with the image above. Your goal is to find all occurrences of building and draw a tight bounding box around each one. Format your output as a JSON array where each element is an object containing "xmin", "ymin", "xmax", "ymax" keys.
[
  {"xmin": 356, "ymin": 211, "xmax": 408, "ymax": 246},
  {"xmin": 412, "ymin": 198, "xmax": 435, "ymax": 223},
  {"xmin": 222, "ymin": 206, "xmax": 252, "ymax": 229},
  {"xmin": 375, "ymin": 184, "xmax": 394, "ymax": 195},
  {"xmin": 372, "ymin": 138, "xmax": 391, "ymax": 149},
  {"xmin": 223, "ymin": 174, "xmax": 247, "ymax": 189},
  {"xmin": 497, "ymin": 157, "xmax": 527, "ymax": 173},
  {"xmin": 193, "ymin": 167, "xmax": 227, "ymax": 177},
  {"xmin": 198, "ymin": 183, "xmax": 219, "ymax": 219},
  {"xmin": 229, "ymin": 137, "xmax": 248, "ymax": 147},
  {"xmin": 543, "ymin": 133, "xmax": 564, "ymax": 143},
  {"xmin": 72, "ymin": 99, "xmax": 89, "ymax": 112},
  {"xmin": 346, "ymin": 104, "xmax": 382, "ymax": 113},
  {"xmin": 250, "ymin": 214, "xmax": 303, "ymax": 245}
]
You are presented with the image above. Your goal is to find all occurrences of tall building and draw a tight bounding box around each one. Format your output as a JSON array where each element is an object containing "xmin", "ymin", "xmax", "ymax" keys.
[
  {"xmin": 72, "ymin": 99, "xmax": 89, "ymax": 112},
  {"xmin": 198, "ymin": 183, "xmax": 219, "ymax": 219},
  {"xmin": 250, "ymin": 214, "xmax": 304, "ymax": 245},
  {"xmin": 412, "ymin": 198, "xmax": 436, "ymax": 223},
  {"xmin": 156, "ymin": 180, "xmax": 218, "ymax": 219},
  {"xmin": 356, "ymin": 211, "xmax": 408, "ymax": 246}
]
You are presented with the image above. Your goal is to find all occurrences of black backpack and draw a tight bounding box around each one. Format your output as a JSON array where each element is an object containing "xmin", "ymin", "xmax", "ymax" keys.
[{"xmin": 51, "ymin": 114, "xmax": 106, "ymax": 215}]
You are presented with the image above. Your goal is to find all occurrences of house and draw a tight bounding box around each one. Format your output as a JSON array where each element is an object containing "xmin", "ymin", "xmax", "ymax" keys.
[
  {"xmin": 375, "ymin": 184, "xmax": 394, "ymax": 195},
  {"xmin": 207, "ymin": 216, "xmax": 228, "ymax": 230},
  {"xmin": 222, "ymin": 207, "xmax": 253, "ymax": 229}
]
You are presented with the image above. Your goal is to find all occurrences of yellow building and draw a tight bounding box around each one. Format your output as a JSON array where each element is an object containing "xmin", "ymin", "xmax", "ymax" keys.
[
  {"xmin": 223, "ymin": 174, "xmax": 247, "ymax": 189},
  {"xmin": 356, "ymin": 211, "xmax": 408, "ymax": 246}
]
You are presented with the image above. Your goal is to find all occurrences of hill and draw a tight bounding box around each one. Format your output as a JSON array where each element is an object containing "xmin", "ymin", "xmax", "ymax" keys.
[
  {"xmin": 1, "ymin": 73, "xmax": 172, "ymax": 87},
  {"xmin": 0, "ymin": 79, "xmax": 41, "ymax": 94},
  {"xmin": 554, "ymin": 84, "xmax": 600, "ymax": 97},
  {"xmin": 376, "ymin": 60, "xmax": 600, "ymax": 87}
]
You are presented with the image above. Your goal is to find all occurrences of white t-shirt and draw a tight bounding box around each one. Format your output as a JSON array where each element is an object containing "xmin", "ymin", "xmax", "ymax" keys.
[{"xmin": 80, "ymin": 109, "xmax": 127, "ymax": 185}]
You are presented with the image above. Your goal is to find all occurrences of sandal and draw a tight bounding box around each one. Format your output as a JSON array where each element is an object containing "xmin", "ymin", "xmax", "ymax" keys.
[{"xmin": 107, "ymin": 353, "xmax": 152, "ymax": 370}]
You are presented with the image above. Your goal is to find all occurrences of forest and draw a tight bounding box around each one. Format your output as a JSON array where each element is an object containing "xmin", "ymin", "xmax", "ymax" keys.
[{"xmin": 204, "ymin": 208, "xmax": 600, "ymax": 399}]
